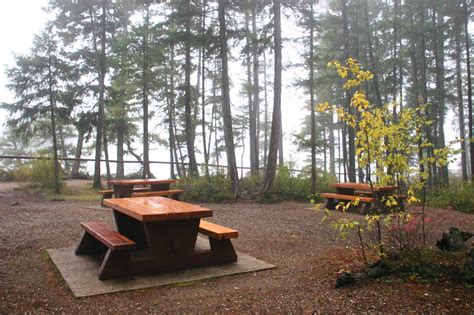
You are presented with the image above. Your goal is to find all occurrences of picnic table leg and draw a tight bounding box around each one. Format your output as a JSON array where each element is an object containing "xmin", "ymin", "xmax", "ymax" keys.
[
  {"xmin": 324, "ymin": 198, "xmax": 337, "ymax": 210},
  {"xmin": 209, "ymin": 238, "xmax": 238, "ymax": 264},
  {"xmin": 144, "ymin": 219, "xmax": 199, "ymax": 257},
  {"xmin": 113, "ymin": 210, "xmax": 149, "ymax": 250},
  {"xmin": 98, "ymin": 249, "xmax": 131, "ymax": 280},
  {"xmin": 150, "ymin": 183, "xmax": 171, "ymax": 191},
  {"xmin": 113, "ymin": 185, "xmax": 134, "ymax": 198},
  {"xmin": 359, "ymin": 202, "xmax": 372, "ymax": 215},
  {"xmin": 75, "ymin": 231, "xmax": 107, "ymax": 255}
]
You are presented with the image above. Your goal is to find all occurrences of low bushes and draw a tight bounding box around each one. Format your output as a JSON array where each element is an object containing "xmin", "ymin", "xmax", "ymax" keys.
[
  {"xmin": 426, "ymin": 180, "xmax": 474, "ymax": 213},
  {"xmin": 177, "ymin": 166, "xmax": 335, "ymax": 203},
  {"xmin": 14, "ymin": 158, "xmax": 64, "ymax": 191},
  {"xmin": 177, "ymin": 173, "xmax": 235, "ymax": 203}
]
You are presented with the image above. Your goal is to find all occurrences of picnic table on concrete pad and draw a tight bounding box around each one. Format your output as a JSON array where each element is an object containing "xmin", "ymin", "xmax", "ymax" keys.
[{"xmin": 76, "ymin": 197, "xmax": 239, "ymax": 280}]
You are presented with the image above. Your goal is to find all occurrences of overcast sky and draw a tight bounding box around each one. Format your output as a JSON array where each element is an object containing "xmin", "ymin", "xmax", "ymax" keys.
[{"xmin": 0, "ymin": 1, "xmax": 49, "ymax": 104}]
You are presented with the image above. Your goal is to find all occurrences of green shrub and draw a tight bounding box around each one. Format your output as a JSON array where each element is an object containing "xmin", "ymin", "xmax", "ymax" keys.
[
  {"xmin": 176, "ymin": 166, "xmax": 336, "ymax": 203},
  {"xmin": 177, "ymin": 173, "xmax": 235, "ymax": 203},
  {"xmin": 14, "ymin": 158, "xmax": 63, "ymax": 191},
  {"xmin": 267, "ymin": 166, "xmax": 335, "ymax": 202},
  {"xmin": 0, "ymin": 168, "xmax": 14, "ymax": 181},
  {"xmin": 239, "ymin": 174, "xmax": 264, "ymax": 197},
  {"xmin": 385, "ymin": 248, "xmax": 465, "ymax": 282},
  {"xmin": 426, "ymin": 180, "xmax": 474, "ymax": 213}
]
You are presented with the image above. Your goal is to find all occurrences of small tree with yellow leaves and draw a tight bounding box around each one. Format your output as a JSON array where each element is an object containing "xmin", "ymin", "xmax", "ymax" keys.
[{"xmin": 316, "ymin": 58, "xmax": 456, "ymax": 265}]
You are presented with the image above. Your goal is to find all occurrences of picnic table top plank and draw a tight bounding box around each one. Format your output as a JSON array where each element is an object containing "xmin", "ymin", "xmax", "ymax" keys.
[
  {"xmin": 103, "ymin": 196, "xmax": 212, "ymax": 222},
  {"xmin": 331, "ymin": 182, "xmax": 398, "ymax": 192},
  {"xmin": 106, "ymin": 179, "xmax": 177, "ymax": 186}
]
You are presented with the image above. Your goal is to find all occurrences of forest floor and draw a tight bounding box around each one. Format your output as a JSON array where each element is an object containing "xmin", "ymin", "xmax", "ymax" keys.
[{"xmin": 0, "ymin": 180, "xmax": 473, "ymax": 313}]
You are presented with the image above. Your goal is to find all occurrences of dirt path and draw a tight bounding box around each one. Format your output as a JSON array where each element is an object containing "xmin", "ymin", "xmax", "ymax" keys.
[{"xmin": 0, "ymin": 181, "xmax": 473, "ymax": 313}]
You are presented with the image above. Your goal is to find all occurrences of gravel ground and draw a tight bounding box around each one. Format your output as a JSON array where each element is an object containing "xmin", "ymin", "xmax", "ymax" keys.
[{"xmin": 0, "ymin": 180, "xmax": 473, "ymax": 314}]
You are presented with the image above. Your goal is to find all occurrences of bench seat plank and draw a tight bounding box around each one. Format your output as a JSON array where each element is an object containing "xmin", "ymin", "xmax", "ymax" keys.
[
  {"xmin": 131, "ymin": 189, "xmax": 184, "ymax": 197},
  {"xmin": 320, "ymin": 192, "xmax": 375, "ymax": 203},
  {"xmin": 99, "ymin": 187, "xmax": 151, "ymax": 195},
  {"xmin": 199, "ymin": 220, "xmax": 238, "ymax": 240},
  {"xmin": 80, "ymin": 221, "xmax": 136, "ymax": 251}
]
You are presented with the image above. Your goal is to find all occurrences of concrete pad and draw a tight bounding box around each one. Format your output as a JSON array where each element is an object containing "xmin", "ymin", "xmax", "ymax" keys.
[{"xmin": 47, "ymin": 237, "xmax": 275, "ymax": 298}]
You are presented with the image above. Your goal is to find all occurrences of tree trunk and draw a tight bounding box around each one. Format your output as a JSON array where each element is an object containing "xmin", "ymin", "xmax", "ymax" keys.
[
  {"xmin": 342, "ymin": 0, "xmax": 356, "ymax": 182},
  {"xmin": 184, "ymin": 0, "xmax": 199, "ymax": 177},
  {"xmin": 409, "ymin": 0, "xmax": 425, "ymax": 179},
  {"xmin": 363, "ymin": 0, "xmax": 382, "ymax": 108},
  {"xmin": 116, "ymin": 126, "xmax": 124, "ymax": 178},
  {"xmin": 48, "ymin": 55, "xmax": 60, "ymax": 194},
  {"xmin": 103, "ymin": 129, "xmax": 111, "ymax": 180},
  {"xmin": 250, "ymin": 3, "xmax": 260, "ymax": 176},
  {"xmin": 263, "ymin": 51, "xmax": 269, "ymax": 169},
  {"xmin": 392, "ymin": 0, "xmax": 399, "ymax": 108},
  {"xmin": 431, "ymin": 0, "xmax": 449, "ymax": 185},
  {"xmin": 218, "ymin": 0, "xmax": 239, "ymax": 195},
  {"xmin": 419, "ymin": 0, "xmax": 433, "ymax": 187},
  {"xmin": 329, "ymin": 112, "xmax": 336, "ymax": 177},
  {"xmin": 57, "ymin": 125, "xmax": 69, "ymax": 172},
  {"xmin": 201, "ymin": 0, "xmax": 209, "ymax": 177},
  {"xmin": 263, "ymin": 0, "xmax": 282, "ymax": 193},
  {"xmin": 93, "ymin": 1, "xmax": 107, "ymax": 189},
  {"xmin": 464, "ymin": 0, "xmax": 474, "ymax": 180},
  {"xmin": 245, "ymin": 11, "xmax": 256, "ymax": 175},
  {"xmin": 456, "ymin": 10, "xmax": 468, "ymax": 181},
  {"xmin": 71, "ymin": 128, "xmax": 85, "ymax": 178},
  {"xmin": 309, "ymin": 2, "xmax": 317, "ymax": 194},
  {"xmin": 167, "ymin": 44, "xmax": 177, "ymax": 179},
  {"xmin": 142, "ymin": 3, "xmax": 152, "ymax": 179}
]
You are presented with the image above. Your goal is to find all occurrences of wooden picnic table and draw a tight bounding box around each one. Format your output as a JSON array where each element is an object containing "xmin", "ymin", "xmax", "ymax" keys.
[
  {"xmin": 107, "ymin": 178, "xmax": 177, "ymax": 198},
  {"xmin": 75, "ymin": 197, "xmax": 239, "ymax": 280},
  {"xmin": 321, "ymin": 182, "xmax": 402, "ymax": 214}
]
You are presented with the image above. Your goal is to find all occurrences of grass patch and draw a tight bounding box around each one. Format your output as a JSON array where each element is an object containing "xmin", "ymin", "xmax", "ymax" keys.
[{"xmin": 44, "ymin": 183, "xmax": 101, "ymax": 202}]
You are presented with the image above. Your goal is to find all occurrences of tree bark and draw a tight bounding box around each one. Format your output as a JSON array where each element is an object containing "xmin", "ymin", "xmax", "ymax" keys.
[
  {"xmin": 201, "ymin": 0, "xmax": 209, "ymax": 177},
  {"xmin": 263, "ymin": 0, "xmax": 282, "ymax": 193},
  {"xmin": 309, "ymin": 2, "xmax": 317, "ymax": 194},
  {"xmin": 116, "ymin": 125, "xmax": 124, "ymax": 178},
  {"xmin": 250, "ymin": 2, "xmax": 260, "ymax": 175},
  {"xmin": 431, "ymin": 0, "xmax": 449, "ymax": 185},
  {"xmin": 57, "ymin": 125, "xmax": 69, "ymax": 172},
  {"xmin": 47, "ymin": 53, "xmax": 60, "ymax": 194},
  {"xmin": 71, "ymin": 128, "xmax": 85, "ymax": 178},
  {"xmin": 263, "ymin": 51, "xmax": 269, "ymax": 169},
  {"xmin": 363, "ymin": 0, "xmax": 382, "ymax": 108},
  {"xmin": 168, "ymin": 43, "xmax": 177, "ymax": 179},
  {"xmin": 342, "ymin": 0, "xmax": 356, "ymax": 182},
  {"xmin": 93, "ymin": 1, "xmax": 107, "ymax": 189},
  {"xmin": 103, "ymin": 129, "xmax": 111, "ymax": 180},
  {"xmin": 464, "ymin": 0, "xmax": 474, "ymax": 180},
  {"xmin": 184, "ymin": 0, "xmax": 199, "ymax": 177},
  {"xmin": 142, "ymin": 2, "xmax": 152, "ymax": 179},
  {"xmin": 455, "ymin": 8, "xmax": 468, "ymax": 181},
  {"xmin": 245, "ymin": 10, "xmax": 256, "ymax": 175},
  {"xmin": 218, "ymin": 0, "xmax": 239, "ymax": 195}
]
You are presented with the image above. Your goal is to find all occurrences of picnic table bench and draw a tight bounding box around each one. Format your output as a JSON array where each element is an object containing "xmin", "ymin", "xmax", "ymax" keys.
[
  {"xmin": 321, "ymin": 182, "xmax": 403, "ymax": 214},
  {"xmin": 75, "ymin": 197, "xmax": 238, "ymax": 280}
]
